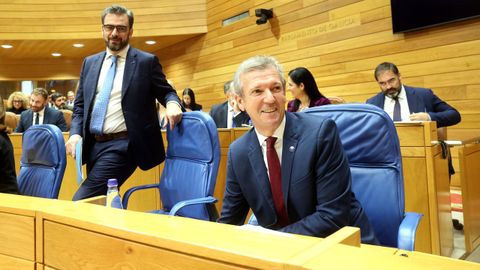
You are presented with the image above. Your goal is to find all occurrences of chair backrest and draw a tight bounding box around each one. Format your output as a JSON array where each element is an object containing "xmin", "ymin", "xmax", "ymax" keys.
[
  {"xmin": 60, "ymin": 109, "xmax": 72, "ymax": 131},
  {"xmin": 305, "ymin": 103, "xmax": 404, "ymax": 247},
  {"xmin": 159, "ymin": 111, "xmax": 221, "ymax": 220},
  {"xmin": 5, "ymin": 111, "xmax": 18, "ymax": 131},
  {"xmin": 17, "ymin": 124, "xmax": 66, "ymax": 198}
]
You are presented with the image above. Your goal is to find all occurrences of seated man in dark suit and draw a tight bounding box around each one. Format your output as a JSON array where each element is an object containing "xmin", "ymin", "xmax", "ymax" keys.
[
  {"xmin": 209, "ymin": 80, "xmax": 250, "ymax": 128},
  {"xmin": 15, "ymin": 87, "xmax": 67, "ymax": 133},
  {"xmin": 218, "ymin": 55, "xmax": 377, "ymax": 244},
  {"xmin": 366, "ymin": 62, "xmax": 461, "ymax": 128}
]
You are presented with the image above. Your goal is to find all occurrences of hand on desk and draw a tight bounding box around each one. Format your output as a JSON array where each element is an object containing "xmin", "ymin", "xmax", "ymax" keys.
[{"xmin": 409, "ymin": 112, "xmax": 430, "ymax": 122}]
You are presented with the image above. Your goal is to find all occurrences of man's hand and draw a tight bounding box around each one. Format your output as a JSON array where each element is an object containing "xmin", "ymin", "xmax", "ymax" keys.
[
  {"xmin": 165, "ymin": 102, "xmax": 183, "ymax": 130},
  {"xmin": 65, "ymin": 134, "xmax": 82, "ymax": 158},
  {"xmin": 409, "ymin": 112, "xmax": 430, "ymax": 121}
]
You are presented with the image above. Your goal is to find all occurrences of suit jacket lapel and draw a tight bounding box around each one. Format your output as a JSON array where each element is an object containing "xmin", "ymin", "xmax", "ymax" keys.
[
  {"xmin": 246, "ymin": 131, "xmax": 277, "ymax": 217},
  {"xmin": 122, "ymin": 47, "xmax": 137, "ymax": 98},
  {"xmin": 85, "ymin": 53, "xmax": 105, "ymax": 109},
  {"xmin": 281, "ymin": 113, "xmax": 298, "ymax": 212},
  {"xmin": 405, "ymin": 86, "xmax": 423, "ymax": 113}
]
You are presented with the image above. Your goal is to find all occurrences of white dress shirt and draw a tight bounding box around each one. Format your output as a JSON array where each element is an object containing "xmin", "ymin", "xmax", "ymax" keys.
[
  {"xmin": 32, "ymin": 107, "xmax": 46, "ymax": 126},
  {"xmin": 94, "ymin": 46, "xmax": 129, "ymax": 134},
  {"xmin": 384, "ymin": 85, "xmax": 411, "ymax": 121}
]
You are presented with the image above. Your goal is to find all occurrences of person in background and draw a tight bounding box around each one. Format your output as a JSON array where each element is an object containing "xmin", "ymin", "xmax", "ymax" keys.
[
  {"xmin": 51, "ymin": 92, "xmax": 67, "ymax": 110},
  {"xmin": 182, "ymin": 88, "xmax": 203, "ymax": 111},
  {"xmin": 286, "ymin": 67, "xmax": 330, "ymax": 112},
  {"xmin": 15, "ymin": 88, "xmax": 67, "ymax": 133},
  {"xmin": 366, "ymin": 62, "xmax": 461, "ymax": 127},
  {"xmin": 6, "ymin": 91, "xmax": 28, "ymax": 114},
  {"xmin": 65, "ymin": 90, "xmax": 75, "ymax": 110},
  {"xmin": 0, "ymin": 95, "xmax": 20, "ymax": 194},
  {"xmin": 65, "ymin": 5, "xmax": 182, "ymax": 200},
  {"xmin": 210, "ymin": 80, "xmax": 250, "ymax": 128},
  {"xmin": 218, "ymin": 55, "xmax": 377, "ymax": 244}
]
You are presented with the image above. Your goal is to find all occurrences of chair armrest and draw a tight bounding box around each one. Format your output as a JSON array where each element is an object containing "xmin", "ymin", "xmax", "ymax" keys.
[
  {"xmin": 397, "ymin": 212, "xmax": 423, "ymax": 251},
  {"xmin": 169, "ymin": 196, "xmax": 217, "ymax": 216},
  {"xmin": 122, "ymin": 184, "xmax": 160, "ymax": 209}
]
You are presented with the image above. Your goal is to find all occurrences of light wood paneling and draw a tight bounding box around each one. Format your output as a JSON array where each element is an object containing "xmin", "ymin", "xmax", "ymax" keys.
[{"xmin": 156, "ymin": 0, "xmax": 479, "ymax": 136}]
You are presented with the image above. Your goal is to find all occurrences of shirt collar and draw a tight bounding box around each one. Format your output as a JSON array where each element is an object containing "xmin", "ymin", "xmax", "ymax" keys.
[
  {"xmin": 36, "ymin": 106, "xmax": 46, "ymax": 116},
  {"xmin": 255, "ymin": 114, "xmax": 286, "ymax": 146},
  {"xmin": 106, "ymin": 45, "xmax": 129, "ymax": 60}
]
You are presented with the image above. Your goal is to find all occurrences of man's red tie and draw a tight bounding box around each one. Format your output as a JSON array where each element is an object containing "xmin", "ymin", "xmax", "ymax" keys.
[{"xmin": 266, "ymin": 136, "xmax": 289, "ymax": 226}]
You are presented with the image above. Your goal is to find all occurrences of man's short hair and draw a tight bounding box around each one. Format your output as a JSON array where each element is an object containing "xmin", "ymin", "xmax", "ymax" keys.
[
  {"xmin": 223, "ymin": 80, "xmax": 233, "ymax": 95},
  {"xmin": 374, "ymin": 62, "xmax": 400, "ymax": 81},
  {"xmin": 233, "ymin": 55, "xmax": 285, "ymax": 97},
  {"xmin": 31, "ymin": 88, "xmax": 49, "ymax": 100},
  {"xmin": 102, "ymin": 5, "xmax": 134, "ymax": 28}
]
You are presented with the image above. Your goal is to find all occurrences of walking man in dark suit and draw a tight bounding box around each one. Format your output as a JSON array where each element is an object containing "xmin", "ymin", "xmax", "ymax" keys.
[
  {"xmin": 15, "ymin": 87, "xmax": 67, "ymax": 133},
  {"xmin": 218, "ymin": 55, "xmax": 377, "ymax": 244},
  {"xmin": 366, "ymin": 62, "xmax": 461, "ymax": 128},
  {"xmin": 65, "ymin": 5, "xmax": 182, "ymax": 200},
  {"xmin": 209, "ymin": 80, "xmax": 250, "ymax": 128}
]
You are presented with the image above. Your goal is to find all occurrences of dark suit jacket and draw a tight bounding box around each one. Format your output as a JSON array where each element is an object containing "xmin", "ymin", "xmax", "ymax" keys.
[
  {"xmin": 366, "ymin": 85, "xmax": 461, "ymax": 128},
  {"xmin": 209, "ymin": 101, "xmax": 251, "ymax": 128},
  {"xmin": 70, "ymin": 47, "xmax": 180, "ymax": 170},
  {"xmin": 0, "ymin": 131, "xmax": 19, "ymax": 194},
  {"xmin": 218, "ymin": 112, "xmax": 377, "ymax": 244},
  {"xmin": 15, "ymin": 107, "xmax": 67, "ymax": 133}
]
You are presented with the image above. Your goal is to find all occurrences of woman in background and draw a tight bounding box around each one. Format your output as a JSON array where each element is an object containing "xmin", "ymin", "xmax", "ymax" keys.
[
  {"xmin": 0, "ymin": 95, "xmax": 20, "ymax": 194},
  {"xmin": 286, "ymin": 67, "xmax": 330, "ymax": 112},
  {"xmin": 182, "ymin": 88, "xmax": 203, "ymax": 111},
  {"xmin": 7, "ymin": 91, "xmax": 28, "ymax": 114}
]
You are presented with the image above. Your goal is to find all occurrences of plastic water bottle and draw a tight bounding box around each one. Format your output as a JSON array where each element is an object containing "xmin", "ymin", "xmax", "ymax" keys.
[{"xmin": 106, "ymin": 179, "xmax": 123, "ymax": 209}]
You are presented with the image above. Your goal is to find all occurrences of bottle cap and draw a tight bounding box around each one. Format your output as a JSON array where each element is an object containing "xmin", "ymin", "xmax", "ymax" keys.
[{"xmin": 107, "ymin": 178, "xmax": 118, "ymax": 187}]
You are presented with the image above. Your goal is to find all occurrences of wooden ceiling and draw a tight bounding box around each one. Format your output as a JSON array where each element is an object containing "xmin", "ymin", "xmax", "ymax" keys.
[{"xmin": 0, "ymin": 34, "xmax": 197, "ymax": 61}]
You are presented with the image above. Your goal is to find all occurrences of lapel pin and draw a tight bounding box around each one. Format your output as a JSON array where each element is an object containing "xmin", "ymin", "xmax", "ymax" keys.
[{"xmin": 289, "ymin": 146, "xmax": 295, "ymax": 152}]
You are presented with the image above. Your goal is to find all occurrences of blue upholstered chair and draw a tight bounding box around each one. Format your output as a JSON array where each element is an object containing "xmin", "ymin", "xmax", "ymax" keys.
[
  {"xmin": 304, "ymin": 103, "xmax": 422, "ymax": 251},
  {"xmin": 122, "ymin": 111, "xmax": 221, "ymax": 221},
  {"xmin": 17, "ymin": 124, "xmax": 66, "ymax": 199}
]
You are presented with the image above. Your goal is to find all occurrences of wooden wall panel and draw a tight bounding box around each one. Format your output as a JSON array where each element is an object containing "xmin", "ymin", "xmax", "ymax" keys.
[{"xmin": 157, "ymin": 0, "xmax": 480, "ymax": 136}]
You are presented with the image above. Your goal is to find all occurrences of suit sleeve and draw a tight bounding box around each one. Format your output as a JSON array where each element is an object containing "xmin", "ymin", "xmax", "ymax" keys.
[
  {"xmin": 150, "ymin": 55, "xmax": 181, "ymax": 107},
  {"xmin": 70, "ymin": 59, "xmax": 87, "ymax": 136},
  {"xmin": 279, "ymin": 119, "xmax": 352, "ymax": 237},
  {"xmin": 55, "ymin": 111, "xmax": 68, "ymax": 132},
  {"xmin": 14, "ymin": 113, "xmax": 26, "ymax": 133},
  {"xmin": 425, "ymin": 89, "xmax": 461, "ymax": 127},
  {"xmin": 218, "ymin": 146, "xmax": 250, "ymax": 225}
]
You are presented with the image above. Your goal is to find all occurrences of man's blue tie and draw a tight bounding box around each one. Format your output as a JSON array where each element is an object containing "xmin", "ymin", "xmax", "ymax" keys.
[{"xmin": 90, "ymin": 55, "xmax": 117, "ymax": 135}]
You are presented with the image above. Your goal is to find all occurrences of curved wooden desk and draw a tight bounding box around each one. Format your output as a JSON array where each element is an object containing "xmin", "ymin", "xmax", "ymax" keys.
[{"xmin": 0, "ymin": 194, "xmax": 478, "ymax": 270}]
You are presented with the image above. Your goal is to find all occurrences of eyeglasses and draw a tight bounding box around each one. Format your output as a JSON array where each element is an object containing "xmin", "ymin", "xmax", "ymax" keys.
[
  {"xmin": 13, "ymin": 100, "xmax": 23, "ymax": 103},
  {"xmin": 102, "ymin": 24, "xmax": 129, "ymax": 33}
]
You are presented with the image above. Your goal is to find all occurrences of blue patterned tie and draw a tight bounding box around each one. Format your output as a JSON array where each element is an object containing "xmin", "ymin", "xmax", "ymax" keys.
[{"xmin": 90, "ymin": 55, "xmax": 117, "ymax": 135}]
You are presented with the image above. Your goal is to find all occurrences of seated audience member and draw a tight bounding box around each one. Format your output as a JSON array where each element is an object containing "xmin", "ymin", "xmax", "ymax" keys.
[
  {"xmin": 182, "ymin": 88, "xmax": 203, "ymax": 111},
  {"xmin": 65, "ymin": 90, "xmax": 75, "ymax": 110},
  {"xmin": 210, "ymin": 80, "xmax": 251, "ymax": 128},
  {"xmin": 6, "ymin": 91, "xmax": 28, "ymax": 114},
  {"xmin": 366, "ymin": 62, "xmax": 461, "ymax": 127},
  {"xmin": 287, "ymin": 67, "xmax": 330, "ymax": 112},
  {"xmin": 15, "ymin": 88, "xmax": 67, "ymax": 133},
  {"xmin": 0, "ymin": 96, "xmax": 20, "ymax": 194},
  {"xmin": 218, "ymin": 55, "xmax": 378, "ymax": 244},
  {"xmin": 51, "ymin": 92, "xmax": 67, "ymax": 110}
]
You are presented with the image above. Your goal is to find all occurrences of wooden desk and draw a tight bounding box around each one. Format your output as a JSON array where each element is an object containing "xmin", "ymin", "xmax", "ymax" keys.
[
  {"xmin": 396, "ymin": 122, "xmax": 453, "ymax": 256},
  {"xmin": 0, "ymin": 194, "xmax": 477, "ymax": 270},
  {"xmin": 447, "ymin": 136, "xmax": 480, "ymax": 253}
]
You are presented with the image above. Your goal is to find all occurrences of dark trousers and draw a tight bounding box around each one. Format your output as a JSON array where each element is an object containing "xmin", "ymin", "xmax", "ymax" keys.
[{"xmin": 72, "ymin": 137, "xmax": 137, "ymax": 200}]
